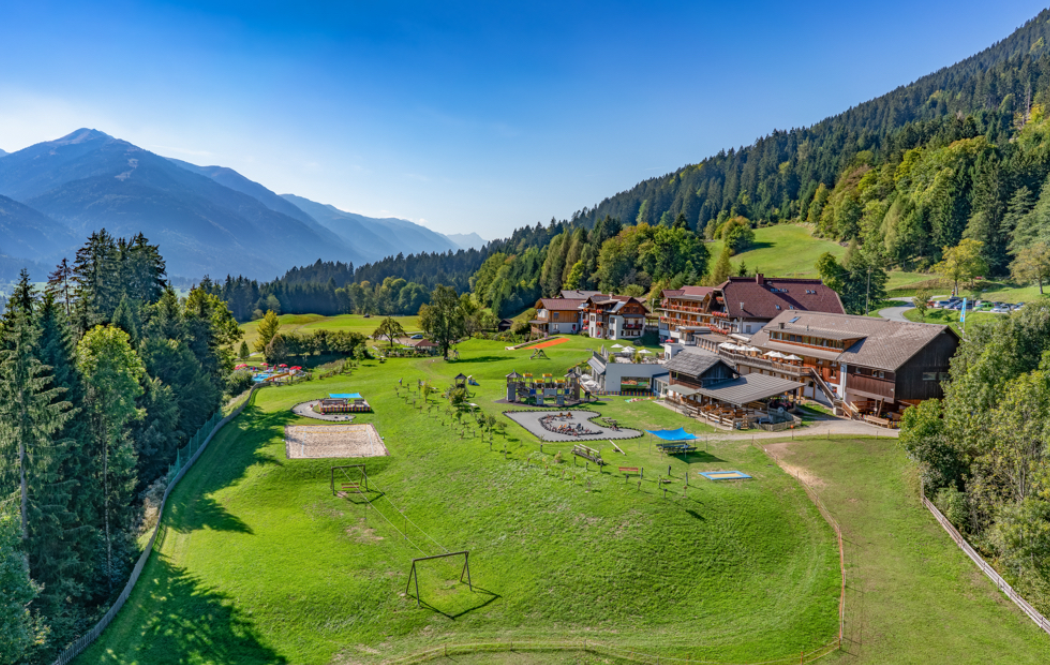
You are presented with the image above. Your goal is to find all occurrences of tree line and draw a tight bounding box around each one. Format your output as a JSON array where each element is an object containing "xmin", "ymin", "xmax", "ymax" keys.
[{"xmin": 0, "ymin": 230, "xmax": 242, "ymax": 664}]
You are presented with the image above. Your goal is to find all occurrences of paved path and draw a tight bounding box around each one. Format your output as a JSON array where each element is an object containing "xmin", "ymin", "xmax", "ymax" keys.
[
  {"xmin": 878, "ymin": 296, "xmax": 915, "ymax": 322},
  {"xmin": 292, "ymin": 400, "xmax": 357, "ymax": 422},
  {"xmin": 504, "ymin": 409, "xmax": 642, "ymax": 442},
  {"xmin": 656, "ymin": 400, "xmax": 899, "ymax": 439}
]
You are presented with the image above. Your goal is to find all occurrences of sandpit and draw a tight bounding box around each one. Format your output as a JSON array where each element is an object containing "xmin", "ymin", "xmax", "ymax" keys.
[{"xmin": 284, "ymin": 424, "xmax": 389, "ymax": 459}]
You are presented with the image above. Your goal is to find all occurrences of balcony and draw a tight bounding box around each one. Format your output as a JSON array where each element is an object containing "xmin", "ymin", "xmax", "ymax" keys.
[{"xmin": 847, "ymin": 373, "xmax": 895, "ymax": 399}]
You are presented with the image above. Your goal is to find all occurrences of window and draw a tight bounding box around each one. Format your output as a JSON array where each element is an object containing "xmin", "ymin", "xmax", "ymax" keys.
[
  {"xmin": 877, "ymin": 371, "xmax": 884, "ymax": 378},
  {"xmin": 922, "ymin": 372, "xmax": 937, "ymax": 381},
  {"xmin": 789, "ymin": 316, "xmax": 801, "ymax": 324},
  {"xmin": 939, "ymin": 372, "xmax": 950, "ymax": 380},
  {"xmin": 775, "ymin": 304, "xmax": 781, "ymax": 310}
]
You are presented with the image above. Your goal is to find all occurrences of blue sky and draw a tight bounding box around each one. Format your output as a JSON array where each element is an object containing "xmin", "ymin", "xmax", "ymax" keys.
[{"xmin": 0, "ymin": 1, "xmax": 1047, "ymax": 238}]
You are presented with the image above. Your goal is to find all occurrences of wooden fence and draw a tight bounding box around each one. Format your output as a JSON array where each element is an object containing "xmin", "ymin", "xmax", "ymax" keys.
[
  {"xmin": 922, "ymin": 492, "xmax": 1050, "ymax": 635},
  {"xmin": 49, "ymin": 383, "xmax": 265, "ymax": 665}
]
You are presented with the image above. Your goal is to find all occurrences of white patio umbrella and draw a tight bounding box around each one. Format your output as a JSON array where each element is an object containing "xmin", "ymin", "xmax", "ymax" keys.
[
  {"xmin": 765, "ymin": 350, "xmax": 786, "ymax": 359},
  {"xmin": 718, "ymin": 342, "xmax": 736, "ymax": 350},
  {"xmin": 611, "ymin": 343, "xmax": 624, "ymax": 349},
  {"xmin": 637, "ymin": 349, "xmax": 653, "ymax": 354},
  {"xmin": 744, "ymin": 346, "xmax": 761, "ymax": 353},
  {"xmin": 784, "ymin": 354, "xmax": 802, "ymax": 361}
]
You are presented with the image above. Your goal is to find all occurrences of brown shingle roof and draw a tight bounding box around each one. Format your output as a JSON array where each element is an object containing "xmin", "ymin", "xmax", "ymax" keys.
[
  {"xmin": 535, "ymin": 298, "xmax": 586, "ymax": 311},
  {"xmin": 719, "ymin": 276, "xmax": 844, "ymax": 320},
  {"xmin": 751, "ymin": 311, "xmax": 960, "ymax": 371},
  {"xmin": 662, "ymin": 286, "xmax": 714, "ymax": 299},
  {"xmin": 665, "ymin": 347, "xmax": 734, "ymax": 377}
]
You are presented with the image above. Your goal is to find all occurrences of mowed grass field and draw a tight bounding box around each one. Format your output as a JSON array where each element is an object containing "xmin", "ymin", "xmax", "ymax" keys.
[
  {"xmin": 81, "ymin": 336, "xmax": 842, "ymax": 664},
  {"xmin": 770, "ymin": 437, "xmax": 1050, "ymax": 664},
  {"xmin": 902, "ymin": 307, "xmax": 1006, "ymax": 334},
  {"xmin": 240, "ymin": 313, "xmax": 421, "ymax": 350},
  {"xmin": 706, "ymin": 224, "xmax": 928, "ymax": 290}
]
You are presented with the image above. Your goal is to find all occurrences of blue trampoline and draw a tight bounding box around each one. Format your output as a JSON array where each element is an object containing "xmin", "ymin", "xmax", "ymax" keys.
[
  {"xmin": 645, "ymin": 427, "xmax": 698, "ymax": 441},
  {"xmin": 329, "ymin": 393, "xmax": 363, "ymax": 400}
]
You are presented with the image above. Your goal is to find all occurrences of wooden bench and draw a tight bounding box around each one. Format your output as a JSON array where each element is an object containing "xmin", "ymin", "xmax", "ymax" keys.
[
  {"xmin": 340, "ymin": 483, "xmax": 363, "ymax": 493},
  {"xmin": 618, "ymin": 466, "xmax": 641, "ymax": 481}
]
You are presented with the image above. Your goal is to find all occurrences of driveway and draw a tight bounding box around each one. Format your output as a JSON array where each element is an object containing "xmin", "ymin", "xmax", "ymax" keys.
[{"xmin": 878, "ymin": 296, "xmax": 916, "ymax": 322}]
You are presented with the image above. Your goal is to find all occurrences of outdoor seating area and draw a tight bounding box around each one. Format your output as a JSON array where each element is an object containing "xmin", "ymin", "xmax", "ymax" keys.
[{"xmin": 315, "ymin": 392, "xmax": 372, "ymax": 414}]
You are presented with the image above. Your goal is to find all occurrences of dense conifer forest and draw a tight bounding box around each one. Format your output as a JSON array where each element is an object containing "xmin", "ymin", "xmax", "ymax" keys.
[
  {"xmin": 0, "ymin": 231, "xmax": 244, "ymax": 663},
  {"xmin": 218, "ymin": 10, "xmax": 1050, "ymax": 319}
]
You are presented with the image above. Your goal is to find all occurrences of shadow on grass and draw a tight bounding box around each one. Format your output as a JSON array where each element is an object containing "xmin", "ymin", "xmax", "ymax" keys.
[
  {"xmin": 101, "ymin": 556, "xmax": 287, "ymax": 664},
  {"xmin": 167, "ymin": 496, "xmax": 254, "ymax": 535},
  {"xmin": 680, "ymin": 451, "xmax": 725, "ymax": 464},
  {"xmin": 414, "ymin": 586, "xmax": 501, "ymax": 621}
]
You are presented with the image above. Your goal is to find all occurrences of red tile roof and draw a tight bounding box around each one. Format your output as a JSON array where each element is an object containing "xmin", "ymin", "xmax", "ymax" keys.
[{"xmin": 718, "ymin": 275, "xmax": 844, "ymax": 320}]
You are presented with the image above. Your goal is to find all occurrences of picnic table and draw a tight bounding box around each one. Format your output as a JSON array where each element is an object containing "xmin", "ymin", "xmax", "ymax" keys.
[{"xmin": 656, "ymin": 442, "xmax": 697, "ymax": 455}]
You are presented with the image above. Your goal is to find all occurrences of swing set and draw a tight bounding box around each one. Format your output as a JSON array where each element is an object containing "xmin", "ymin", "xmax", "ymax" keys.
[
  {"xmin": 330, "ymin": 464, "xmax": 369, "ymax": 494},
  {"xmin": 404, "ymin": 550, "xmax": 474, "ymax": 608}
]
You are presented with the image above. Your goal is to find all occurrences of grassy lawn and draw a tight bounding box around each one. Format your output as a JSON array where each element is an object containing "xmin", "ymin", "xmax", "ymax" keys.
[
  {"xmin": 902, "ymin": 307, "xmax": 1005, "ymax": 334},
  {"xmin": 705, "ymin": 224, "xmax": 926, "ymax": 289},
  {"xmin": 768, "ymin": 436, "xmax": 1050, "ymax": 664},
  {"xmin": 81, "ymin": 336, "xmax": 841, "ymax": 664},
  {"xmin": 240, "ymin": 313, "xmax": 421, "ymax": 350}
]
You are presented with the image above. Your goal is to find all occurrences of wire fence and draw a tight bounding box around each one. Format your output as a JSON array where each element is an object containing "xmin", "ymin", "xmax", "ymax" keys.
[
  {"xmin": 49, "ymin": 383, "xmax": 265, "ymax": 665},
  {"xmin": 922, "ymin": 491, "xmax": 1050, "ymax": 635}
]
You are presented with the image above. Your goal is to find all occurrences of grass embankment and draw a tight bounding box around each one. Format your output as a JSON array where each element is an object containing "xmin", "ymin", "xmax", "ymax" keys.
[
  {"xmin": 902, "ymin": 307, "xmax": 1003, "ymax": 334},
  {"xmin": 706, "ymin": 224, "xmax": 926, "ymax": 289},
  {"xmin": 81, "ymin": 337, "xmax": 840, "ymax": 664},
  {"xmin": 240, "ymin": 313, "xmax": 421, "ymax": 350},
  {"xmin": 768, "ymin": 436, "xmax": 1050, "ymax": 664}
]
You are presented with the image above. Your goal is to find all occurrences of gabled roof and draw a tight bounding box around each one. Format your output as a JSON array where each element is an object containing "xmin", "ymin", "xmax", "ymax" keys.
[
  {"xmin": 535, "ymin": 297, "xmax": 587, "ymax": 311},
  {"xmin": 718, "ymin": 276, "xmax": 844, "ymax": 320},
  {"xmin": 751, "ymin": 310, "xmax": 960, "ymax": 371},
  {"xmin": 664, "ymin": 347, "xmax": 734, "ymax": 377},
  {"xmin": 662, "ymin": 286, "xmax": 715, "ymax": 300},
  {"xmin": 582, "ymin": 294, "xmax": 650, "ymax": 314},
  {"xmin": 693, "ymin": 374, "xmax": 804, "ymax": 406}
]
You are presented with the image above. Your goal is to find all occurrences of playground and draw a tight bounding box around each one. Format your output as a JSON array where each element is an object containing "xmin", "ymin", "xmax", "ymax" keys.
[
  {"xmin": 284, "ymin": 424, "xmax": 388, "ymax": 458},
  {"xmin": 504, "ymin": 409, "xmax": 641, "ymax": 442}
]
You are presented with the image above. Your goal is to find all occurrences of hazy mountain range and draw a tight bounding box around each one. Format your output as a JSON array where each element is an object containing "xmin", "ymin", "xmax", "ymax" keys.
[{"xmin": 0, "ymin": 129, "xmax": 485, "ymax": 280}]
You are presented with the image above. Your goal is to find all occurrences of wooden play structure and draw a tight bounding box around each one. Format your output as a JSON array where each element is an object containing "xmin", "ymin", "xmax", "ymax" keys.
[
  {"xmin": 504, "ymin": 369, "xmax": 582, "ymax": 406},
  {"xmin": 572, "ymin": 443, "xmax": 606, "ymax": 466},
  {"xmin": 529, "ymin": 347, "xmax": 549, "ymax": 360},
  {"xmin": 330, "ymin": 464, "xmax": 369, "ymax": 494}
]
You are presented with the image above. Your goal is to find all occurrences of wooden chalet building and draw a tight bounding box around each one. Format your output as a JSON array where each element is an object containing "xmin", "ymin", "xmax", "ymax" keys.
[
  {"xmin": 663, "ymin": 347, "xmax": 803, "ymax": 429},
  {"xmin": 736, "ymin": 311, "xmax": 960, "ymax": 425},
  {"xmin": 658, "ymin": 275, "xmax": 844, "ymax": 341},
  {"xmin": 530, "ymin": 296, "xmax": 587, "ymax": 337},
  {"xmin": 581, "ymin": 294, "xmax": 649, "ymax": 340}
]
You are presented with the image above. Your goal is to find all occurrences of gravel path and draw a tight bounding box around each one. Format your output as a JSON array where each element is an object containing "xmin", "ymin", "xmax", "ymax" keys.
[{"xmin": 655, "ymin": 400, "xmax": 898, "ymax": 439}]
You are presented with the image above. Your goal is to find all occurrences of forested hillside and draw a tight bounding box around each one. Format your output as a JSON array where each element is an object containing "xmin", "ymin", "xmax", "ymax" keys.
[
  {"xmin": 277, "ymin": 9, "xmax": 1050, "ymax": 317},
  {"xmin": 0, "ymin": 232, "xmax": 244, "ymax": 663}
]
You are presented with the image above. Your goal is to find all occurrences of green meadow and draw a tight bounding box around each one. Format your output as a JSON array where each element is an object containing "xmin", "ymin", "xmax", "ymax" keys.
[
  {"xmin": 81, "ymin": 337, "xmax": 839, "ymax": 664},
  {"xmin": 78, "ymin": 336, "xmax": 1050, "ymax": 664},
  {"xmin": 240, "ymin": 313, "xmax": 421, "ymax": 350}
]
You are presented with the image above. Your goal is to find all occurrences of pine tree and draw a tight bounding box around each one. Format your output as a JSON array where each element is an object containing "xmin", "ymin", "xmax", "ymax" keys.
[
  {"xmin": 254, "ymin": 310, "xmax": 281, "ymax": 353},
  {"xmin": 0, "ymin": 510, "xmax": 40, "ymax": 665},
  {"xmin": 46, "ymin": 258, "xmax": 74, "ymax": 316},
  {"xmin": 239, "ymin": 341, "xmax": 250, "ymax": 360},
  {"xmin": 710, "ymin": 247, "xmax": 733, "ymax": 285},
  {"xmin": 76, "ymin": 326, "xmax": 145, "ymax": 588}
]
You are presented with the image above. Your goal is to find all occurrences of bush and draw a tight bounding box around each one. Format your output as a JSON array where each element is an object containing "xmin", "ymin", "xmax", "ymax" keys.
[
  {"xmin": 935, "ymin": 487, "xmax": 970, "ymax": 532},
  {"xmin": 226, "ymin": 370, "xmax": 254, "ymax": 397}
]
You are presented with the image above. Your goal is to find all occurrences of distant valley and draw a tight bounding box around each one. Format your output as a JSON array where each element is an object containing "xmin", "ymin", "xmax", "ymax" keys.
[{"xmin": 0, "ymin": 129, "xmax": 484, "ymax": 280}]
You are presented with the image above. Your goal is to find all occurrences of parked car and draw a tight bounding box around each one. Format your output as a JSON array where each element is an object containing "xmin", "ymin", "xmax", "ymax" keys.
[{"xmin": 410, "ymin": 333, "xmax": 423, "ymax": 339}]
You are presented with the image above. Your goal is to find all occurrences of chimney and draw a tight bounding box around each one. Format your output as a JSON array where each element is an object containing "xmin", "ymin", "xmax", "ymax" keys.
[
  {"xmin": 755, "ymin": 273, "xmax": 764, "ymax": 285},
  {"xmin": 779, "ymin": 322, "xmax": 784, "ymax": 329}
]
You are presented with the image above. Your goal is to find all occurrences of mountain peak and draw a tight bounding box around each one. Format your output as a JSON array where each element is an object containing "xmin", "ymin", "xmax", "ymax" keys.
[{"xmin": 48, "ymin": 128, "xmax": 116, "ymax": 147}]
